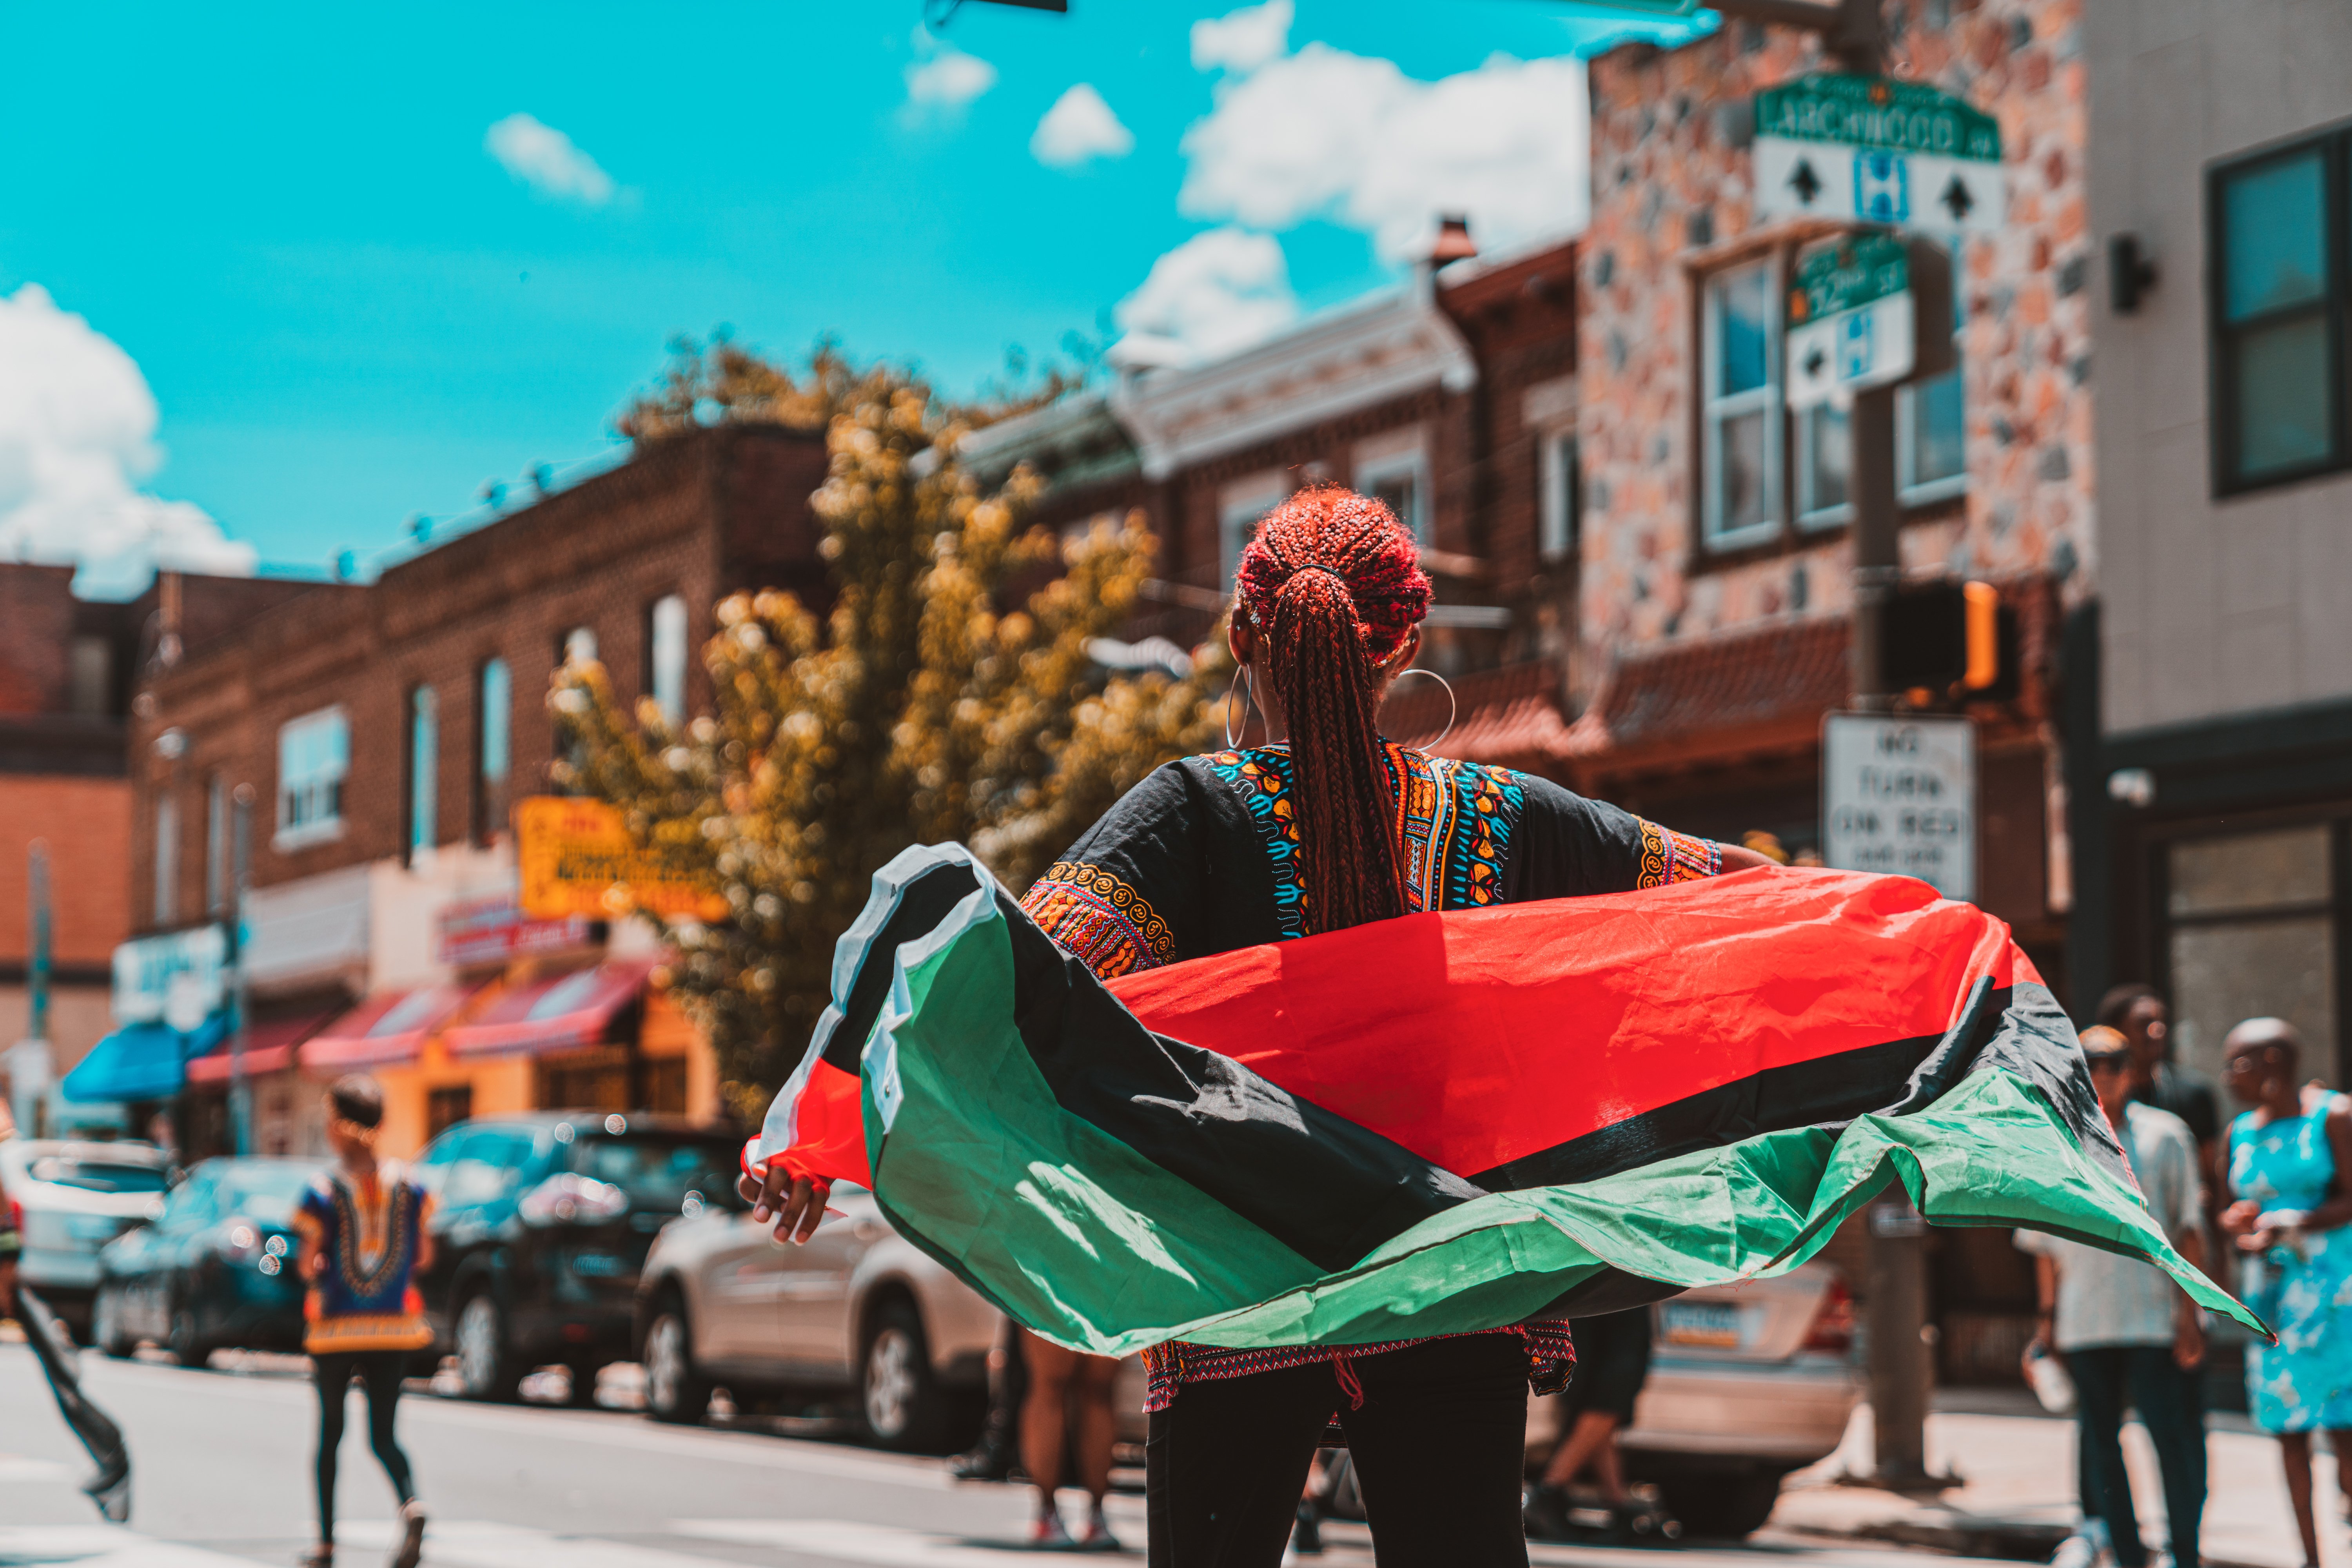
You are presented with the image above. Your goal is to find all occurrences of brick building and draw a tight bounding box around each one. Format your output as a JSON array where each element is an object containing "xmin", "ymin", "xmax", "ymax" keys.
[
  {"xmin": 124, "ymin": 425, "xmax": 828, "ymax": 1157},
  {"xmin": 1567, "ymin": 2, "xmax": 2086, "ymax": 988},
  {"xmin": 1, "ymin": 564, "xmax": 316, "ymax": 1137}
]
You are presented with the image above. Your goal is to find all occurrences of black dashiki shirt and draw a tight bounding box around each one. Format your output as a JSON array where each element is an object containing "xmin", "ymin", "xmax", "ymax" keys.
[{"xmin": 1018, "ymin": 739, "xmax": 1724, "ymax": 1410}]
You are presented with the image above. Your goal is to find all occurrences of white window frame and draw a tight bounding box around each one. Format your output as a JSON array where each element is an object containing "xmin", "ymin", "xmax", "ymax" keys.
[
  {"xmin": 275, "ymin": 706, "xmax": 349, "ymax": 851},
  {"xmin": 1700, "ymin": 256, "xmax": 1784, "ymax": 551},
  {"xmin": 1354, "ymin": 436, "xmax": 1432, "ymax": 546},
  {"xmin": 1218, "ymin": 472, "xmax": 1291, "ymax": 585},
  {"xmin": 648, "ymin": 594, "xmax": 689, "ymax": 727},
  {"xmin": 1795, "ymin": 402, "xmax": 1854, "ymax": 532},
  {"xmin": 1539, "ymin": 427, "xmax": 1579, "ymax": 561},
  {"xmin": 408, "ymin": 684, "xmax": 439, "ymax": 864}
]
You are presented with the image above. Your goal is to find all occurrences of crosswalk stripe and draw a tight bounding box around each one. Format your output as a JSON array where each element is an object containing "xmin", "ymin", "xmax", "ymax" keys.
[{"xmin": 0, "ymin": 1526, "xmax": 264, "ymax": 1567}]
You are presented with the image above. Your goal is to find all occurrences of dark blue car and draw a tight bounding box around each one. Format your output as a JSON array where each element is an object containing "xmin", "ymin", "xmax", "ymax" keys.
[{"xmin": 92, "ymin": 1157, "xmax": 326, "ymax": 1365}]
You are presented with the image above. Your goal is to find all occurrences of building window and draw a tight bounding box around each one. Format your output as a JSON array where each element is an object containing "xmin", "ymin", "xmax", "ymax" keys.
[
  {"xmin": 2159, "ymin": 820, "xmax": 2344, "ymax": 1084},
  {"xmin": 476, "ymin": 657, "xmax": 510, "ymax": 844},
  {"xmin": 1702, "ymin": 259, "xmax": 1782, "ymax": 550},
  {"xmin": 1899, "ymin": 239, "xmax": 1967, "ymax": 503},
  {"xmin": 1795, "ymin": 404, "xmax": 1853, "ymax": 530},
  {"xmin": 1218, "ymin": 474, "xmax": 1290, "ymax": 584},
  {"xmin": 276, "ymin": 706, "xmax": 348, "ymax": 849},
  {"xmin": 427, "ymin": 1084, "xmax": 474, "ymax": 1139},
  {"xmin": 205, "ymin": 774, "xmax": 228, "ymax": 915},
  {"xmin": 562, "ymin": 626, "xmax": 598, "ymax": 667},
  {"xmin": 68, "ymin": 637, "xmax": 112, "ymax": 716},
  {"xmin": 1540, "ymin": 431, "xmax": 1579, "ymax": 561},
  {"xmin": 154, "ymin": 790, "xmax": 179, "ymax": 926},
  {"xmin": 407, "ymin": 684, "xmax": 439, "ymax": 864},
  {"xmin": 2212, "ymin": 138, "xmax": 2340, "ymax": 492},
  {"xmin": 1355, "ymin": 443, "xmax": 1431, "ymax": 544},
  {"xmin": 647, "ymin": 594, "xmax": 688, "ymax": 728}
]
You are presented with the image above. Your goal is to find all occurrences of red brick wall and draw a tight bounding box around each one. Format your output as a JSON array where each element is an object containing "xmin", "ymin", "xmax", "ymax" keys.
[{"xmin": 0, "ymin": 775, "xmax": 131, "ymax": 965}]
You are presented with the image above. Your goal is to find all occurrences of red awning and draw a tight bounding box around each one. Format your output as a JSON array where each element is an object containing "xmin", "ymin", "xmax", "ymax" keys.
[
  {"xmin": 303, "ymin": 984, "xmax": 480, "ymax": 1069},
  {"xmin": 1383, "ymin": 661, "xmax": 1577, "ymax": 773},
  {"xmin": 184, "ymin": 1009, "xmax": 339, "ymax": 1084},
  {"xmin": 444, "ymin": 962, "xmax": 654, "ymax": 1059}
]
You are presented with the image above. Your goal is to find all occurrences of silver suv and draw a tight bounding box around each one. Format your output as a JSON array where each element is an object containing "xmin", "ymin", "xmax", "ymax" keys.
[
  {"xmin": 0, "ymin": 1140, "xmax": 172, "ymax": 1334},
  {"xmin": 633, "ymin": 1181, "xmax": 1000, "ymax": 1450}
]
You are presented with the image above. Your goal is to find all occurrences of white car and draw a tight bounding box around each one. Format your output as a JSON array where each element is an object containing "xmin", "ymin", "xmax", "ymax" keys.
[
  {"xmin": 633, "ymin": 1181, "xmax": 1003, "ymax": 1450},
  {"xmin": 0, "ymin": 1140, "xmax": 172, "ymax": 1334},
  {"xmin": 1524, "ymin": 1262, "xmax": 1862, "ymax": 1538}
]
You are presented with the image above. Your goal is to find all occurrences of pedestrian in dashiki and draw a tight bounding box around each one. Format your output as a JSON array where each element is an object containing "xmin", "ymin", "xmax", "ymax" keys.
[
  {"xmin": 2018, "ymin": 1027, "xmax": 2207, "ymax": 1568},
  {"xmin": 292, "ymin": 1076, "xmax": 433, "ymax": 1568},
  {"xmin": 749, "ymin": 485, "xmax": 1782, "ymax": 1566},
  {"xmin": 2221, "ymin": 1018, "xmax": 2352, "ymax": 1568}
]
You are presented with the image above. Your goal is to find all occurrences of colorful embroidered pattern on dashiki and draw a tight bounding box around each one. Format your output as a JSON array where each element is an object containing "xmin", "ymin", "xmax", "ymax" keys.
[
  {"xmin": 1020, "ymin": 742, "xmax": 1720, "ymax": 1408},
  {"xmin": 2230, "ymin": 1107, "xmax": 2352, "ymax": 1431},
  {"xmin": 293, "ymin": 1166, "xmax": 434, "ymax": 1355}
]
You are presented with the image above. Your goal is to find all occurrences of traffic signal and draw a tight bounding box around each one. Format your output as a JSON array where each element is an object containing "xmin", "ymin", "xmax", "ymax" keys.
[{"xmin": 1886, "ymin": 579, "xmax": 2015, "ymax": 703}]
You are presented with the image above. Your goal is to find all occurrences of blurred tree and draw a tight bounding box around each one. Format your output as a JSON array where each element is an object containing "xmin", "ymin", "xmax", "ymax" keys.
[{"xmin": 563, "ymin": 342, "xmax": 1221, "ymax": 1112}]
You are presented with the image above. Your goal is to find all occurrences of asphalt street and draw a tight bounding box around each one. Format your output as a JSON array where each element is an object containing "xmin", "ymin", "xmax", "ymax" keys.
[{"xmin": 1, "ymin": 1343, "xmax": 2016, "ymax": 1568}]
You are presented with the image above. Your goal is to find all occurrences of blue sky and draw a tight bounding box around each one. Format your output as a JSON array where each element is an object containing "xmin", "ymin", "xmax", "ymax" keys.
[{"xmin": 0, "ymin": 1, "xmax": 1702, "ymax": 595}]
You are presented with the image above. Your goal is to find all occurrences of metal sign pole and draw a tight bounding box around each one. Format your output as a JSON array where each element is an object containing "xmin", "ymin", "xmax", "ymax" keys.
[{"xmin": 228, "ymin": 786, "xmax": 254, "ymax": 1158}]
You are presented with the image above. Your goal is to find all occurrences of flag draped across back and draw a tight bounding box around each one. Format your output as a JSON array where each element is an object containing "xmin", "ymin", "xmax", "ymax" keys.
[{"xmin": 750, "ymin": 844, "xmax": 2257, "ymax": 1356}]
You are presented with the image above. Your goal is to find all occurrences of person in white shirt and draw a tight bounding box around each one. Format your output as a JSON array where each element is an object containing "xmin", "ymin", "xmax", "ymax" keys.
[{"xmin": 2019, "ymin": 1026, "xmax": 2207, "ymax": 1568}]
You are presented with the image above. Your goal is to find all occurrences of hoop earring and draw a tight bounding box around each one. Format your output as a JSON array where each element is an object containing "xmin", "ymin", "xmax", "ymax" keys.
[
  {"xmin": 1224, "ymin": 664, "xmax": 1256, "ymax": 749},
  {"xmin": 1385, "ymin": 666, "xmax": 1457, "ymax": 750}
]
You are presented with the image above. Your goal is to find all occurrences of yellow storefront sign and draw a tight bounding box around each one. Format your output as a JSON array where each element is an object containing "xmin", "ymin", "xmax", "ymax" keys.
[{"xmin": 515, "ymin": 796, "xmax": 729, "ymax": 922}]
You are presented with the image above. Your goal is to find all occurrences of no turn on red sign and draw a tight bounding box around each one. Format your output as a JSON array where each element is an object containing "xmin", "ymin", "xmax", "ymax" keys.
[{"xmin": 1822, "ymin": 712, "xmax": 1976, "ymax": 902}]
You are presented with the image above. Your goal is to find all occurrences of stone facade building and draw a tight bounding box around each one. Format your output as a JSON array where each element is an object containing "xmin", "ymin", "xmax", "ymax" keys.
[{"xmin": 1569, "ymin": 1, "xmax": 2090, "ymax": 989}]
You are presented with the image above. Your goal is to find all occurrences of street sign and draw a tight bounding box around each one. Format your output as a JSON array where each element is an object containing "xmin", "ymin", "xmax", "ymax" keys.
[
  {"xmin": 1753, "ymin": 75, "xmax": 2005, "ymax": 233},
  {"xmin": 111, "ymin": 924, "xmax": 228, "ymax": 1029},
  {"xmin": 1786, "ymin": 233, "xmax": 1914, "ymax": 409},
  {"xmin": 516, "ymin": 796, "xmax": 730, "ymax": 923},
  {"xmin": 1822, "ymin": 712, "xmax": 1975, "ymax": 901}
]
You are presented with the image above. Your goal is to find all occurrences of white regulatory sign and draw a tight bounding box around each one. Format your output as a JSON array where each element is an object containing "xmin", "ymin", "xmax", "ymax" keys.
[{"xmin": 1821, "ymin": 712, "xmax": 1975, "ymax": 901}]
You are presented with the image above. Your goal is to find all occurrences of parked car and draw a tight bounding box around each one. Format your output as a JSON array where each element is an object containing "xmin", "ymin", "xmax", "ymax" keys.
[
  {"xmin": 634, "ymin": 1180, "xmax": 1002, "ymax": 1451},
  {"xmin": 91, "ymin": 1156, "xmax": 324, "ymax": 1363},
  {"xmin": 412, "ymin": 1111, "xmax": 744, "ymax": 1403},
  {"xmin": 1521, "ymin": 1261, "xmax": 1862, "ymax": 1539},
  {"xmin": 0, "ymin": 1140, "xmax": 171, "ymax": 1334}
]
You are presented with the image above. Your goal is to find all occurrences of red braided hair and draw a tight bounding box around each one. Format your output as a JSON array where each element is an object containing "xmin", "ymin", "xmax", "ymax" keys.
[{"xmin": 1233, "ymin": 484, "xmax": 1432, "ymax": 935}]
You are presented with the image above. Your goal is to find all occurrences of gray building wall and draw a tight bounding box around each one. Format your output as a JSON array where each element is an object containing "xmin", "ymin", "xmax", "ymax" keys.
[{"xmin": 2086, "ymin": 0, "xmax": 2352, "ymax": 739}]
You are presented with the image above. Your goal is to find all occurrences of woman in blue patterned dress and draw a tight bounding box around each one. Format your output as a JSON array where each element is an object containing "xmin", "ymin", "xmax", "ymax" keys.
[{"xmin": 2222, "ymin": 1018, "xmax": 2352, "ymax": 1568}]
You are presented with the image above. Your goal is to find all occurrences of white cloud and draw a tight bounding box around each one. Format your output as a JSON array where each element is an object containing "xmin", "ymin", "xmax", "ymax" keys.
[
  {"xmin": 1192, "ymin": 0, "xmax": 1293, "ymax": 75},
  {"xmin": 0, "ymin": 284, "xmax": 254, "ymax": 597},
  {"xmin": 1031, "ymin": 84, "xmax": 1134, "ymax": 169},
  {"xmin": 1179, "ymin": 45, "xmax": 1592, "ymax": 262},
  {"xmin": 1112, "ymin": 227, "xmax": 1298, "ymax": 368},
  {"xmin": 485, "ymin": 113, "xmax": 617, "ymax": 207},
  {"xmin": 903, "ymin": 27, "xmax": 998, "ymax": 123}
]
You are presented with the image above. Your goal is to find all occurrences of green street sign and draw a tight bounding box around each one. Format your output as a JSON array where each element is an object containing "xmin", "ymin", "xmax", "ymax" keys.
[
  {"xmin": 1786, "ymin": 233, "xmax": 1914, "ymax": 409},
  {"xmin": 1755, "ymin": 74, "xmax": 2000, "ymax": 161},
  {"xmin": 1753, "ymin": 74, "xmax": 2006, "ymax": 232},
  {"xmin": 1790, "ymin": 232, "xmax": 1909, "ymax": 322}
]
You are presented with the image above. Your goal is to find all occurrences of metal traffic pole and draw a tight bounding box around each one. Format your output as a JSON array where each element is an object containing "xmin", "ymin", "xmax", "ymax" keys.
[{"xmin": 227, "ymin": 784, "xmax": 255, "ymax": 1157}]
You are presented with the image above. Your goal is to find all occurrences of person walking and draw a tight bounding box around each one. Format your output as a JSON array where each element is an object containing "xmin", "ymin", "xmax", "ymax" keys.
[
  {"xmin": 2221, "ymin": 1018, "xmax": 2352, "ymax": 1568},
  {"xmin": 292, "ymin": 1075, "xmax": 433, "ymax": 1568},
  {"xmin": 750, "ymin": 485, "xmax": 1777, "ymax": 1567},
  {"xmin": 2018, "ymin": 1027, "xmax": 2208, "ymax": 1568},
  {"xmin": 2101, "ymin": 985, "xmax": 2223, "ymax": 1200},
  {"xmin": 1522, "ymin": 1307, "xmax": 1656, "ymax": 1542},
  {"xmin": 1018, "ymin": 1330, "xmax": 1122, "ymax": 1549}
]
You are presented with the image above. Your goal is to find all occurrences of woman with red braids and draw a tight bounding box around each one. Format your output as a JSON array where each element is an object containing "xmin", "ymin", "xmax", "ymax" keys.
[{"xmin": 985, "ymin": 485, "xmax": 1777, "ymax": 1564}]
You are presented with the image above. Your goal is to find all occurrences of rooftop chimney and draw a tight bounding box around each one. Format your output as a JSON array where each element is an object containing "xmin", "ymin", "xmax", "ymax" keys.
[{"xmin": 1431, "ymin": 215, "xmax": 1478, "ymax": 267}]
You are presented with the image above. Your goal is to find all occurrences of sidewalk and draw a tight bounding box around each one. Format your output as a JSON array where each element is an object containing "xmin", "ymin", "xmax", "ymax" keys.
[{"xmin": 1768, "ymin": 1393, "xmax": 2337, "ymax": 1568}]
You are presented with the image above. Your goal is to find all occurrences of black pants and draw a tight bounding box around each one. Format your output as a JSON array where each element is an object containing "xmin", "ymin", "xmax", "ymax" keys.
[
  {"xmin": 2069, "ymin": 1345, "xmax": 2205, "ymax": 1568},
  {"xmin": 1146, "ymin": 1335, "xmax": 1530, "ymax": 1568},
  {"xmin": 313, "ymin": 1352, "xmax": 416, "ymax": 1543}
]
